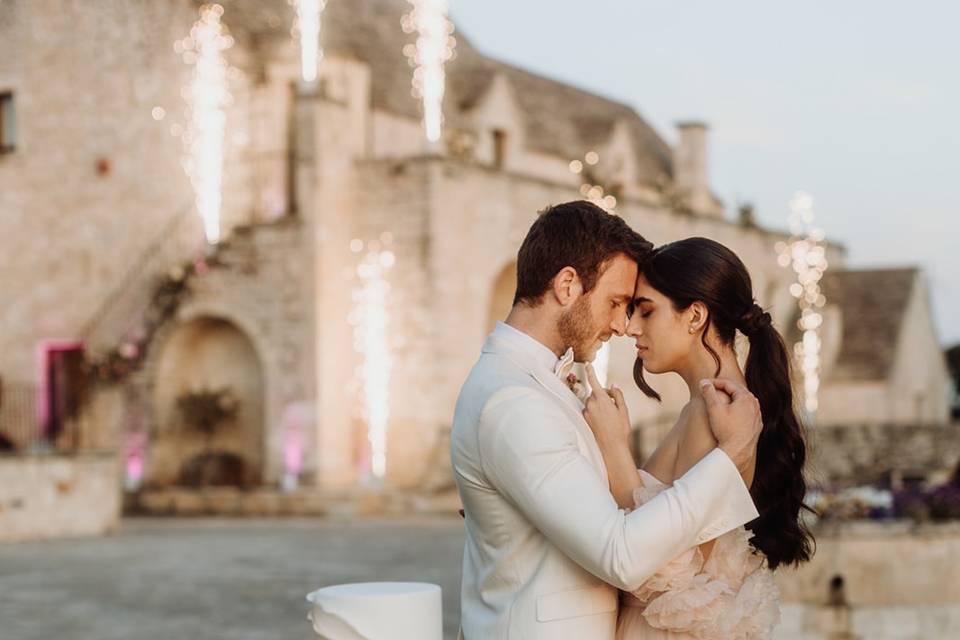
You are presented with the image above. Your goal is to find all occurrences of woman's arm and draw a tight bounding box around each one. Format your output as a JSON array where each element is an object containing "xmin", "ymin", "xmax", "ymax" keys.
[
  {"xmin": 672, "ymin": 400, "xmax": 756, "ymax": 560},
  {"xmin": 599, "ymin": 440, "xmax": 644, "ymax": 509},
  {"xmin": 580, "ymin": 366, "xmax": 643, "ymax": 509}
]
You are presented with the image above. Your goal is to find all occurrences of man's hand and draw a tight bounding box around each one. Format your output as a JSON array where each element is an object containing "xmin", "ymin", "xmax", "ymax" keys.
[{"xmin": 700, "ymin": 378, "xmax": 762, "ymax": 481}]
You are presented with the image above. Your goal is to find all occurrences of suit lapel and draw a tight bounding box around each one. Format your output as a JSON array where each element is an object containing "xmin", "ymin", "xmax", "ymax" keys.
[
  {"xmin": 482, "ymin": 333, "xmax": 609, "ymax": 481},
  {"xmin": 528, "ymin": 368, "xmax": 608, "ymax": 482}
]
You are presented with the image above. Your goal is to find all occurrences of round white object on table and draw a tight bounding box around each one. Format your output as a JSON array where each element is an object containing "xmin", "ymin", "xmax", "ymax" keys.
[{"xmin": 306, "ymin": 581, "xmax": 442, "ymax": 640}]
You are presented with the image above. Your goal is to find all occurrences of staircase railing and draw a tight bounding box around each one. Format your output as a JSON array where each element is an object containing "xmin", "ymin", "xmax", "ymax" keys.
[
  {"xmin": 78, "ymin": 202, "xmax": 204, "ymax": 355},
  {"xmin": 0, "ymin": 382, "xmax": 41, "ymax": 454}
]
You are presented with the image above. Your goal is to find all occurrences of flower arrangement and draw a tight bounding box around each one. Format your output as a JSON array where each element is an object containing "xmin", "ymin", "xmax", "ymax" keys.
[
  {"xmin": 808, "ymin": 482, "xmax": 960, "ymax": 523},
  {"xmin": 566, "ymin": 372, "xmax": 588, "ymax": 401},
  {"xmin": 85, "ymin": 255, "xmax": 222, "ymax": 384},
  {"xmin": 807, "ymin": 486, "xmax": 894, "ymax": 521},
  {"xmin": 893, "ymin": 484, "xmax": 960, "ymax": 522}
]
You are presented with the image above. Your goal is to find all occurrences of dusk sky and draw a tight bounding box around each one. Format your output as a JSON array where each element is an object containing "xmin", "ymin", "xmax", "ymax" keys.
[{"xmin": 451, "ymin": 0, "xmax": 960, "ymax": 346}]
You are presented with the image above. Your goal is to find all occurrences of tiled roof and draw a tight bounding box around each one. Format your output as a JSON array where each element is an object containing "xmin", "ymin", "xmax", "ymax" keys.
[{"xmin": 788, "ymin": 268, "xmax": 918, "ymax": 381}]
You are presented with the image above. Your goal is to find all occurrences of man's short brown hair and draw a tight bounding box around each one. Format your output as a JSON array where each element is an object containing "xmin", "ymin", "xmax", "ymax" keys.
[{"xmin": 513, "ymin": 200, "xmax": 653, "ymax": 306}]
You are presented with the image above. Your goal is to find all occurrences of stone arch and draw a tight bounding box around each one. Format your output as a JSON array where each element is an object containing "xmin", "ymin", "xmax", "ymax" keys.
[
  {"xmin": 487, "ymin": 261, "xmax": 517, "ymax": 334},
  {"xmin": 145, "ymin": 315, "xmax": 266, "ymax": 487}
]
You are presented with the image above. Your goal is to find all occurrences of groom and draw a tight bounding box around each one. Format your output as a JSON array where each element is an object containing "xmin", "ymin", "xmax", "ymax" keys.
[{"xmin": 451, "ymin": 201, "xmax": 762, "ymax": 639}]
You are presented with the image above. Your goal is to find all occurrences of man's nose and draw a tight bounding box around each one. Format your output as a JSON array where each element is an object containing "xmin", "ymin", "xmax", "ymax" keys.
[{"xmin": 612, "ymin": 312, "xmax": 627, "ymax": 336}]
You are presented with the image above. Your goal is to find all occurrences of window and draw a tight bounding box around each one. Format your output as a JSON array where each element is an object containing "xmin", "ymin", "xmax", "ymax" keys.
[
  {"xmin": 492, "ymin": 128, "xmax": 507, "ymax": 169},
  {"xmin": 0, "ymin": 91, "xmax": 14, "ymax": 153}
]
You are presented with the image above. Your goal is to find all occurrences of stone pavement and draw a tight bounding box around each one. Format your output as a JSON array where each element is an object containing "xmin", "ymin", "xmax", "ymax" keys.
[{"xmin": 0, "ymin": 517, "xmax": 466, "ymax": 640}]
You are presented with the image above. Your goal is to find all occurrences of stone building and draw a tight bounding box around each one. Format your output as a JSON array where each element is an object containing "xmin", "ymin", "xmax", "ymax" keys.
[
  {"xmin": 0, "ymin": 0, "xmax": 951, "ymax": 503},
  {"xmin": 811, "ymin": 268, "xmax": 950, "ymax": 427}
]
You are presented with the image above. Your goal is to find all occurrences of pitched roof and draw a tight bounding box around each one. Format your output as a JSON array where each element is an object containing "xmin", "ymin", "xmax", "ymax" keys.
[
  {"xmin": 214, "ymin": 0, "xmax": 673, "ymax": 185},
  {"xmin": 789, "ymin": 268, "xmax": 918, "ymax": 382}
]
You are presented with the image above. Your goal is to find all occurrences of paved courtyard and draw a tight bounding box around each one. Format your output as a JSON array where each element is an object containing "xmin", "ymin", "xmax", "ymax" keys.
[{"xmin": 0, "ymin": 517, "xmax": 466, "ymax": 640}]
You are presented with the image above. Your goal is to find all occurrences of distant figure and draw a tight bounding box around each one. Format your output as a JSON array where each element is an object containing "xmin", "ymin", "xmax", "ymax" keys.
[
  {"xmin": 0, "ymin": 431, "xmax": 16, "ymax": 453},
  {"xmin": 822, "ymin": 574, "xmax": 857, "ymax": 640},
  {"xmin": 0, "ymin": 377, "xmax": 15, "ymax": 452},
  {"xmin": 828, "ymin": 575, "xmax": 847, "ymax": 608}
]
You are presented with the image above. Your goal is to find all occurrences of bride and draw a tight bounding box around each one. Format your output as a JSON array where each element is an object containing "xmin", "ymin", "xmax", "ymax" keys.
[{"xmin": 583, "ymin": 237, "xmax": 815, "ymax": 639}]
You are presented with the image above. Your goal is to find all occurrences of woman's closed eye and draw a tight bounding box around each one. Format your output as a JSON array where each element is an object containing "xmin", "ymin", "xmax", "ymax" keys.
[{"xmin": 633, "ymin": 304, "xmax": 653, "ymax": 319}]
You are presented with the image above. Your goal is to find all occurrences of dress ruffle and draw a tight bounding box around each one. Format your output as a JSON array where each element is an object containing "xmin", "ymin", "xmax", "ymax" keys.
[{"xmin": 620, "ymin": 470, "xmax": 781, "ymax": 639}]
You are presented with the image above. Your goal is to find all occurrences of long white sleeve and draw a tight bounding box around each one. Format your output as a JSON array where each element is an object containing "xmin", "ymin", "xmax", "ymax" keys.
[{"xmin": 477, "ymin": 386, "xmax": 758, "ymax": 592}]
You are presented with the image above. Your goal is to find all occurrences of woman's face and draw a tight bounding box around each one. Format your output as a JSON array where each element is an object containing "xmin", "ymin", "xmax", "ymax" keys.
[{"xmin": 627, "ymin": 274, "xmax": 696, "ymax": 374}]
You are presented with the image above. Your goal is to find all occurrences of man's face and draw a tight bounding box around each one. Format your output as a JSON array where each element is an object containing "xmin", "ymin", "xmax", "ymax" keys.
[{"xmin": 558, "ymin": 254, "xmax": 637, "ymax": 362}]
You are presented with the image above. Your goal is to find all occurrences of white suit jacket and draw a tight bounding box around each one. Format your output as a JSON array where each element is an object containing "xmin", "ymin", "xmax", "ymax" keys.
[{"xmin": 451, "ymin": 323, "xmax": 759, "ymax": 640}]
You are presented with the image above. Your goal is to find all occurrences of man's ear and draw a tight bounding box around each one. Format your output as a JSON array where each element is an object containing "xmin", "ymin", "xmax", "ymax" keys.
[
  {"xmin": 689, "ymin": 301, "xmax": 709, "ymax": 333},
  {"xmin": 551, "ymin": 266, "xmax": 582, "ymax": 306}
]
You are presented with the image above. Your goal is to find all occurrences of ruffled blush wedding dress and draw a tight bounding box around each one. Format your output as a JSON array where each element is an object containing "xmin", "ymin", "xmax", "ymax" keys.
[{"xmin": 615, "ymin": 471, "xmax": 781, "ymax": 640}]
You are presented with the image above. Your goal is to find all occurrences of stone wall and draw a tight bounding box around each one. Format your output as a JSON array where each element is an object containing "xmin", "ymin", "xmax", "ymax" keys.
[
  {"xmin": 0, "ymin": 1, "xmax": 200, "ymax": 380},
  {"xmin": 807, "ymin": 423, "xmax": 960, "ymax": 487},
  {"xmin": 0, "ymin": 453, "xmax": 120, "ymax": 542},
  {"xmin": 776, "ymin": 521, "xmax": 960, "ymax": 638}
]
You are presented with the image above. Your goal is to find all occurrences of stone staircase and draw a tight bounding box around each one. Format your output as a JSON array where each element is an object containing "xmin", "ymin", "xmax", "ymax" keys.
[{"xmin": 78, "ymin": 209, "xmax": 264, "ymax": 386}]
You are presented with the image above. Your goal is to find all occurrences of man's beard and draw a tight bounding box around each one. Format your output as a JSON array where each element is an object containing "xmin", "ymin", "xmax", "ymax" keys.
[{"xmin": 558, "ymin": 295, "xmax": 598, "ymax": 362}]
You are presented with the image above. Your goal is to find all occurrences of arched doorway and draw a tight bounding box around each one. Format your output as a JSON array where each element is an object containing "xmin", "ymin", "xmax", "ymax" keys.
[
  {"xmin": 147, "ymin": 317, "xmax": 265, "ymax": 488},
  {"xmin": 487, "ymin": 262, "xmax": 517, "ymax": 334}
]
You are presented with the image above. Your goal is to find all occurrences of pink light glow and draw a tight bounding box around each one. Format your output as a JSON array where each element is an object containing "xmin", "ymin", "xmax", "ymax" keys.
[
  {"xmin": 281, "ymin": 401, "xmax": 312, "ymax": 476},
  {"xmin": 284, "ymin": 430, "xmax": 302, "ymax": 476},
  {"xmin": 126, "ymin": 431, "xmax": 146, "ymax": 484}
]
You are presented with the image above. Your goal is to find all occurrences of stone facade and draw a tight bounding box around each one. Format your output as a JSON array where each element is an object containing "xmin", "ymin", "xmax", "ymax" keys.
[{"xmin": 0, "ymin": 0, "xmax": 952, "ymax": 500}]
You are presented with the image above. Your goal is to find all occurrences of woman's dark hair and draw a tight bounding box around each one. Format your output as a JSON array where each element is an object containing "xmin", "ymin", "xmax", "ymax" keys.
[
  {"xmin": 513, "ymin": 201, "xmax": 653, "ymax": 306},
  {"xmin": 635, "ymin": 237, "xmax": 814, "ymax": 570}
]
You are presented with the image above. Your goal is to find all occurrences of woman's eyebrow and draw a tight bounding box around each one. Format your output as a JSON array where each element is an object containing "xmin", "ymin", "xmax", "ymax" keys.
[{"xmin": 632, "ymin": 296, "xmax": 653, "ymax": 305}]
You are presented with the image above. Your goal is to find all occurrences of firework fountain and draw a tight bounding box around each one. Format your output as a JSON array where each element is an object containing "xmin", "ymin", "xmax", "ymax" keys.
[
  {"xmin": 349, "ymin": 240, "xmax": 396, "ymax": 480},
  {"xmin": 776, "ymin": 191, "xmax": 829, "ymax": 420},
  {"xmin": 178, "ymin": 3, "xmax": 233, "ymax": 245},
  {"xmin": 402, "ymin": 0, "xmax": 456, "ymax": 144},
  {"xmin": 292, "ymin": 0, "xmax": 326, "ymax": 84}
]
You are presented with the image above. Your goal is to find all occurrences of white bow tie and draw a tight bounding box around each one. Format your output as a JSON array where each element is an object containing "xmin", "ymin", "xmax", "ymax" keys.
[{"xmin": 554, "ymin": 348, "xmax": 575, "ymax": 380}]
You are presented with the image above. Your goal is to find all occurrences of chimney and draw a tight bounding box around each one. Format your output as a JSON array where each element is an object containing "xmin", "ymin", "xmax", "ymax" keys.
[{"xmin": 673, "ymin": 121, "xmax": 713, "ymax": 215}]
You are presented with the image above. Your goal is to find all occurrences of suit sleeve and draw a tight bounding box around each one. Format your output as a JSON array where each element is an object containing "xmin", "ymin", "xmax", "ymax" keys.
[{"xmin": 477, "ymin": 386, "xmax": 758, "ymax": 592}]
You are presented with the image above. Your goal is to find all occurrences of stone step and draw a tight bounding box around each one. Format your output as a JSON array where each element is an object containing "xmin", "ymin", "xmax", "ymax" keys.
[{"xmin": 127, "ymin": 487, "xmax": 463, "ymax": 519}]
